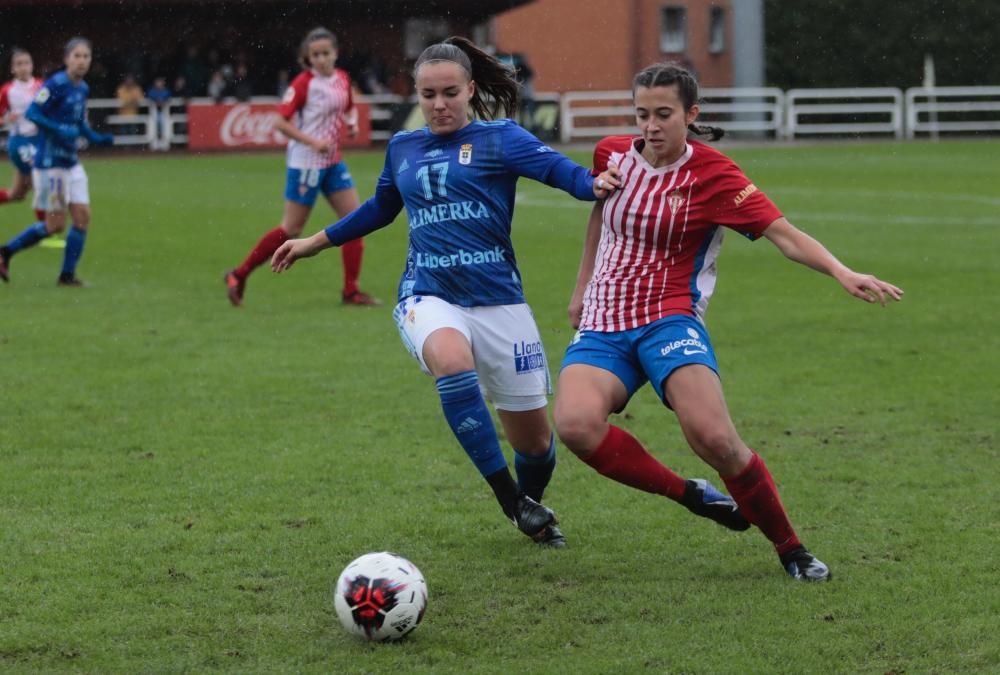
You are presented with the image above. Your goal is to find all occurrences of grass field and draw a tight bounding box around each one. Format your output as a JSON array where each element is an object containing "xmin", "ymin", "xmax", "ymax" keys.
[{"xmin": 1, "ymin": 139, "xmax": 998, "ymax": 673}]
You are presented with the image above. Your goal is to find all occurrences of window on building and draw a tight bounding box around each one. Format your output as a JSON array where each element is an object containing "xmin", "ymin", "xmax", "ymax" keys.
[
  {"xmin": 709, "ymin": 6, "xmax": 726, "ymax": 54},
  {"xmin": 660, "ymin": 6, "xmax": 687, "ymax": 53}
]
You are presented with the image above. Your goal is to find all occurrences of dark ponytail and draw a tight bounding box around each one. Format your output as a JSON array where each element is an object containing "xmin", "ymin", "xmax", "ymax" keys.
[
  {"xmin": 414, "ymin": 36, "xmax": 520, "ymax": 120},
  {"xmin": 632, "ymin": 62, "xmax": 724, "ymax": 142}
]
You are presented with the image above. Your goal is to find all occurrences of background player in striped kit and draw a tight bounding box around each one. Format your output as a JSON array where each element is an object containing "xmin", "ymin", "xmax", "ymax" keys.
[
  {"xmin": 0, "ymin": 48, "xmax": 43, "ymax": 211},
  {"xmin": 272, "ymin": 37, "xmax": 622, "ymax": 547},
  {"xmin": 225, "ymin": 27, "xmax": 379, "ymax": 307},
  {"xmin": 555, "ymin": 62, "xmax": 903, "ymax": 580},
  {"xmin": 0, "ymin": 38, "xmax": 112, "ymax": 286}
]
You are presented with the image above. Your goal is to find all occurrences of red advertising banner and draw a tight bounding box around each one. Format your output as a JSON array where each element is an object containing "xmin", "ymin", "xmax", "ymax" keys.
[{"xmin": 186, "ymin": 101, "xmax": 371, "ymax": 150}]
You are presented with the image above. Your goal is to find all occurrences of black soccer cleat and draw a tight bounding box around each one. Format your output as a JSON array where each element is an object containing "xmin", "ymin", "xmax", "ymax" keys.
[
  {"xmin": 681, "ymin": 478, "xmax": 752, "ymax": 531},
  {"xmin": 0, "ymin": 247, "xmax": 10, "ymax": 282},
  {"xmin": 512, "ymin": 493, "xmax": 557, "ymax": 542},
  {"xmin": 780, "ymin": 546, "xmax": 831, "ymax": 582},
  {"xmin": 536, "ymin": 524, "xmax": 567, "ymax": 548},
  {"xmin": 57, "ymin": 273, "xmax": 85, "ymax": 287}
]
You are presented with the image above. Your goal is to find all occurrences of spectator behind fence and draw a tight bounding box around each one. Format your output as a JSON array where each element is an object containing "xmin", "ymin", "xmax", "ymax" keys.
[
  {"xmin": 498, "ymin": 51, "xmax": 535, "ymax": 132},
  {"xmin": 146, "ymin": 76, "xmax": 170, "ymax": 106},
  {"xmin": 146, "ymin": 76, "xmax": 172, "ymax": 150},
  {"xmin": 207, "ymin": 70, "xmax": 228, "ymax": 103},
  {"xmin": 275, "ymin": 68, "xmax": 289, "ymax": 97},
  {"xmin": 115, "ymin": 73, "xmax": 144, "ymax": 134},
  {"xmin": 232, "ymin": 63, "xmax": 253, "ymax": 101},
  {"xmin": 179, "ymin": 46, "xmax": 209, "ymax": 97},
  {"xmin": 116, "ymin": 73, "xmax": 143, "ymax": 115}
]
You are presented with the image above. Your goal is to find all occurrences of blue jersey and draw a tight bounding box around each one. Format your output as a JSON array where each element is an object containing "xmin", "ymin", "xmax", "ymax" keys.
[
  {"xmin": 26, "ymin": 71, "xmax": 91, "ymax": 169},
  {"xmin": 324, "ymin": 120, "xmax": 595, "ymax": 306}
]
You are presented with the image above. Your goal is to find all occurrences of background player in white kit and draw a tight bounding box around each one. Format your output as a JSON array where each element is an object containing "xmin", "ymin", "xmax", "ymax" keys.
[
  {"xmin": 0, "ymin": 48, "xmax": 43, "ymax": 211},
  {"xmin": 555, "ymin": 62, "xmax": 903, "ymax": 581},
  {"xmin": 272, "ymin": 37, "xmax": 623, "ymax": 547},
  {"xmin": 225, "ymin": 27, "xmax": 379, "ymax": 307}
]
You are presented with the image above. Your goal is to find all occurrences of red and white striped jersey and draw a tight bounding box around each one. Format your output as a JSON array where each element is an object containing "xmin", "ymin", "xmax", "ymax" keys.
[
  {"xmin": 579, "ymin": 136, "xmax": 782, "ymax": 332},
  {"xmin": 277, "ymin": 68, "xmax": 354, "ymax": 169},
  {"xmin": 0, "ymin": 77, "xmax": 43, "ymax": 136}
]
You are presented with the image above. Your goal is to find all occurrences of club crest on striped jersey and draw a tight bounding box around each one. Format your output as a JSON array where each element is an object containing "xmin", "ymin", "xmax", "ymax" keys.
[
  {"xmin": 668, "ymin": 189, "xmax": 686, "ymax": 216},
  {"xmin": 459, "ymin": 143, "xmax": 473, "ymax": 165}
]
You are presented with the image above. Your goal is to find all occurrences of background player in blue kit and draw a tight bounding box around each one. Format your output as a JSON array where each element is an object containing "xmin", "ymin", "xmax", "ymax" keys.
[
  {"xmin": 272, "ymin": 37, "xmax": 622, "ymax": 547},
  {"xmin": 0, "ymin": 38, "xmax": 112, "ymax": 285}
]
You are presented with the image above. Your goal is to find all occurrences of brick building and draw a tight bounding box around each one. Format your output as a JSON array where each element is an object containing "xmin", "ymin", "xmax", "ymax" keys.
[{"xmin": 495, "ymin": 0, "xmax": 764, "ymax": 92}]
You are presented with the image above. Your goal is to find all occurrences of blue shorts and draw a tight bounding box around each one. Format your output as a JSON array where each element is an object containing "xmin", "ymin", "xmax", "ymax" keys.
[
  {"xmin": 284, "ymin": 162, "xmax": 355, "ymax": 206},
  {"xmin": 560, "ymin": 314, "xmax": 719, "ymax": 406},
  {"xmin": 7, "ymin": 135, "xmax": 38, "ymax": 176}
]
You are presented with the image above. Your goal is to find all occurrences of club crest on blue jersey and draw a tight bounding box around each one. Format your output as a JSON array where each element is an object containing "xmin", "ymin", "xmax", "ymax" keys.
[
  {"xmin": 514, "ymin": 340, "xmax": 545, "ymax": 373},
  {"xmin": 459, "ymin": 143, "xmax": 473, "ymax": 165}
]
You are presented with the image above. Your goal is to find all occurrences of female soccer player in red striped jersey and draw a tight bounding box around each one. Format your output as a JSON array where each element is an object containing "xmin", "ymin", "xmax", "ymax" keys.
[
  {"xmin": 555, "ymin": 63, "xmax": 903, "ymax": 581},
  {"xmin": 0, "ymin": 48, "xmax": 43, "ymax": 209},
  {"xmin": 225, "ymin": 27, "xmax": 379, "ymax": 307}
]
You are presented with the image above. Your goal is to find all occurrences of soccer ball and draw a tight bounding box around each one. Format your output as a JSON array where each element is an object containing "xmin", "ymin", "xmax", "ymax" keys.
[{"xmin": 334, "ymin": 551, "xmax": 428, "ymax": 641}]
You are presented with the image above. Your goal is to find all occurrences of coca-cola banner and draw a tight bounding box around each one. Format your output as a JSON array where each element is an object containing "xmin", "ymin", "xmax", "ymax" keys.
[{"xmin": 186, "ymin": 101, "xmax": 371, "ymax": 150}]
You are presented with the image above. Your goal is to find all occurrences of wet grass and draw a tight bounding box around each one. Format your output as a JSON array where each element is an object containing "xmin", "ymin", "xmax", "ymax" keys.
[{"xmin": 1, "ymin": 139, "xmax": 997, "ymax": 672}]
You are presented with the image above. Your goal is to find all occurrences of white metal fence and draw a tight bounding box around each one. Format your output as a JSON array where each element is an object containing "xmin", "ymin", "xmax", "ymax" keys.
[
  {"xmin": 559, "ymin": 88, "xmax": 787, "ymax": 143},
  {"xmin": 905, "ymin": 86, "xmax": 1000, "ymax": 138},
  {"xmin": 3, "ymin": 87, "xmax": 999, "ymax": 151},
  {"xmin": 785, "ymin": 88, "xmax": 905, "ymax": 138}
]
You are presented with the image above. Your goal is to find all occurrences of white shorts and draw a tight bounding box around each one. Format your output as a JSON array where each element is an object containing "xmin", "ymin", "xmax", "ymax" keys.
[
  {"xmin": 393, "ymin": 295, "xmax": 552, "ymax": 412},
  {"xmin": 32, "ymin": 164, "xmax": 89, "ymax": 212}
]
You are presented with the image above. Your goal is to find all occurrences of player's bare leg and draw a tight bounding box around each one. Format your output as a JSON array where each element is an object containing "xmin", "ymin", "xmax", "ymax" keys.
[
  {"xmin": 227, "ymin": 201, "xmax": 310, "ymax": 306},
  {"xmin": 328, "ymin": 187, "xmax": 380, "ymax": 306},
  {"xmin": 666, "ymin": 365, "xmax": 830, "ymax": 581}
]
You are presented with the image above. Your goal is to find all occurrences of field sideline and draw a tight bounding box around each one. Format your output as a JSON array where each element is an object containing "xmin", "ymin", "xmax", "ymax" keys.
[{"xmin": 1, "ymin": 139, "xmax": 997, "ymax": 673}]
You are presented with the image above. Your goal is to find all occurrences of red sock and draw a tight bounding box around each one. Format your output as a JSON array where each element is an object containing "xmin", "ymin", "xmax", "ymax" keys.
[
  {"xmin": 723, "ymin": 452, "xmax": 801, "ymax": 555},
  {"xmin": 581, "ymin": 425, "xmax": 686, "ymax": 501},
  {"xmin": 0, "ymin": 189, "xmax": 9, "ymax": 203},
  {"xmin": 35, "ymin": 209, "xmax": 46, "ymax": 222},
  {"xmin": 235, "ymin": 226, "xmax": 289, "ymax": 280},
  {"xmin": 341, "ymin": 237, "xmax": 364, "ymax": 296}
]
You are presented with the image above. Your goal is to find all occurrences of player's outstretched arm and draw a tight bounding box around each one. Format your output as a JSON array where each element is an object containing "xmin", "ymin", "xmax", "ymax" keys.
[
  {"xmin": 762, "ymin": 217, "xmax": 904, "ymax": 306},
  {"xmin": 271, "ymin": 231, "xmax": 332, "ymax": 273}
]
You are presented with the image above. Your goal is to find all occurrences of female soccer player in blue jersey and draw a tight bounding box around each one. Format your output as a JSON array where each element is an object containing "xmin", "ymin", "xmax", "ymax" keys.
[
  {"xmin": 0, "ymin": 38, "xmax": 112, "ymax": 285},
  {"xmin": 272, "ymin": 37, "xmax": 624, "ymax": 547}
]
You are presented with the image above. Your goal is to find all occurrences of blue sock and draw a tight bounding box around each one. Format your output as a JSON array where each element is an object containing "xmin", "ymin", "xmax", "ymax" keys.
[
  {"xmin": 3, "ymin": 221, "xmax": 49, "ymax": 255},
  {"xmin": 436, "ymin": 371, "xmax": 508, "ymax": 478},
  {"xmin": 61, "ymin": 225, "xmax": 87, "ymax": 276},
  {"xmin": 514, "ymin": 433, "xmax": 557, "ymax": 502}
]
